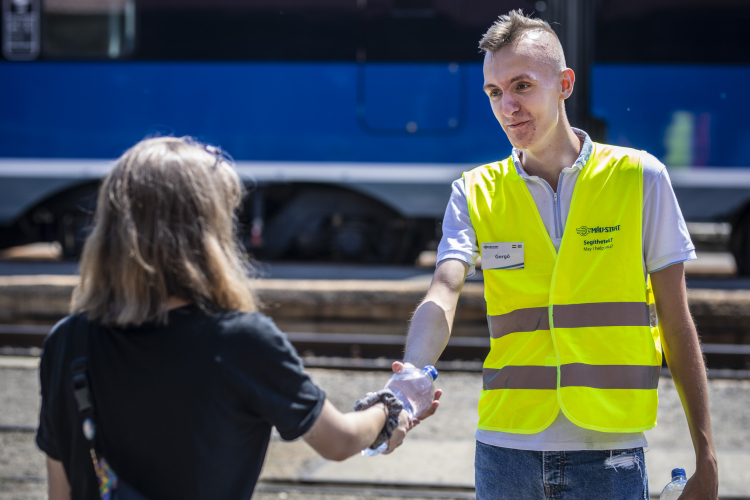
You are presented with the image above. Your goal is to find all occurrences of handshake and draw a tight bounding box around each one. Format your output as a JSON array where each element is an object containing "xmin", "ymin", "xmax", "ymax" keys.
[
  {"xmin": 301, "ymin": 361, "xmax": 443, "ymax": 460},
  {"xmin": 354, "ymin": 362, "xmax": 441, "ymax": 456}
]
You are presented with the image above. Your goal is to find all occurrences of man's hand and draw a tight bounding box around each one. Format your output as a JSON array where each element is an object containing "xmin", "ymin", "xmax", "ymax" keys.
[
  {"xmin": 391, "ymin": 361, "xmax": 443, "ymax": 421},
  {"xmin": 680, "ymin": 458, "xmax": 719, "ymax": 499}
]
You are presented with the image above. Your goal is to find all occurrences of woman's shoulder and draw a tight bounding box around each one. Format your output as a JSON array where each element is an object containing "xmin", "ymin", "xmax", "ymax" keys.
[
  {"xmin": 210, "ymin": 310, "xmax": 287, "ymax": 346},
  {"xmin": 38, "ymin": 313, "xmax": 94, "ymax": 390},
  {"xmin": 43, "ymin": 313, "xmax": 91, "ymax": 351},
  {"xmin": 201, "ymin": 310, "xmax": 304, "ymax": 374}
]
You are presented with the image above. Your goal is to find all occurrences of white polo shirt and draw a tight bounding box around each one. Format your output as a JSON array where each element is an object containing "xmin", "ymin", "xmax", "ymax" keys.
[{"xmin": 438, "ymin": 129, "xmax": 696, "ymax": 451}]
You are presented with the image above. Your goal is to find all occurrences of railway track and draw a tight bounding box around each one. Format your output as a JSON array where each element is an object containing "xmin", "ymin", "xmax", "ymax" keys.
[
  {"xmin": 0, "ymin": 472, "xmax": 746, "ymax": 500},
  {"xmin": 256, "ymin": 478, "xmax": 476, "ymax": 499},
  {"xmin": 255, "ymin": 479, "xmax": 750, "ymax": 500},
  {"xmin": 1, "ymin": 325, "xmax": 749, "ymax": 378}
]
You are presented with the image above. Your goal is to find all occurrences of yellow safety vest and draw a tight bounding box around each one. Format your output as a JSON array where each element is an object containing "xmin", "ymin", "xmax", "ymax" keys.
[{"xmin": 464, "ymin": 143, "xmax": 662, "ymax": 434}]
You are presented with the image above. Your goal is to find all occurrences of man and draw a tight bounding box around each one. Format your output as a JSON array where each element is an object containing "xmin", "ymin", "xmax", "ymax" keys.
[{"xmin": 397, "ymin": 10, "xmax": 719, "ymax": 499}]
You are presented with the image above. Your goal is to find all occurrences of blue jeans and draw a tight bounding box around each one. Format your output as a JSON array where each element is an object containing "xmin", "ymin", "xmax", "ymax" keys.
[{"xmin": 475, "ymin": 442, "xmax": 649, "ymax": 500}]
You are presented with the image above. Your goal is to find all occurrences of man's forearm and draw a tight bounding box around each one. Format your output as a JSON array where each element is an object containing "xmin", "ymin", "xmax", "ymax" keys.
[
  {"xmin": 652, "ymin": 263, "xmax": 718, "ymax": 474},
  {"xmin": 660, "ymin": 303, "xmax": 719, "ymax": 499},
  {"xmin": 404, "ymin": 300, "xmax": 453, "ymax": 367},
  {"xmin": 662, "ymin": 317, "xmax": 716, "ymax": 461},
  {"xmin": 403, "ymin": 259, "xmax": 469, "ymax": 367}
]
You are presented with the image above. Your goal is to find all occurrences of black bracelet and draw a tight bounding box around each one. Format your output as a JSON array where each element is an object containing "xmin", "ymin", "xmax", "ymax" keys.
[{"xmin": 353, "ymin": 389, "xmax": 404, "ymax": 450}]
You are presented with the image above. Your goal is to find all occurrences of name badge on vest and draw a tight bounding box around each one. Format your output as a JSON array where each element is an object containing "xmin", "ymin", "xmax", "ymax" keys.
[{"xmin": 481, "ymin": 242, "xmax": 524, "ymax": 270}]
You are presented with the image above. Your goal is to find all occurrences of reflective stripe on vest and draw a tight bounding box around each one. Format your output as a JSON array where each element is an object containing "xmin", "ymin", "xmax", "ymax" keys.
[
  {"xmin": 465, "ymin": 144, "xmax": 663, "ymax": 434},
  {"xmin": 488, "ymin": 302, "xmax": 650, "ymax": 339},
  {"xmin": 482, "ymin": 364, "xmax": 661, "ymax": 390}
]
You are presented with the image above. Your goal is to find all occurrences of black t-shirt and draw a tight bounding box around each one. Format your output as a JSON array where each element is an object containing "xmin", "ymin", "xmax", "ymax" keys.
[{"xmin": 36, "ymin": 306, "xmax": 326, "ymax": 500}]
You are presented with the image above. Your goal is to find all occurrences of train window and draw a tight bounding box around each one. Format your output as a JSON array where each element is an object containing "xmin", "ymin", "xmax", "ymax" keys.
[
  {"xmin": 42, "ymin": 0, "xmax": 135, "ymax": 59},
  {"xmin": 358, "ymin": 0, "xmax": 534, "ymax": 62},
  {"xmin": 1, "ymin": 0, "xmax": 536, "ymax": 61},
  {"xmin": 134, "ymin": 0, "xmax": 362, "ymax": 61},
  {"xmin": 592, "ymin": 0, "xmax": 750, "ymax": 166},
  {"xmin": 596, "ymin": 0, "xmax": 750, "ymax": 63}
]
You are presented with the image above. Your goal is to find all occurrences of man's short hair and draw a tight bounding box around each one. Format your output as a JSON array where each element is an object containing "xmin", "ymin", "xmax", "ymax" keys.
[{"xmin": 478, "ymin": 9, "xmax": 566, "ymax": 71}]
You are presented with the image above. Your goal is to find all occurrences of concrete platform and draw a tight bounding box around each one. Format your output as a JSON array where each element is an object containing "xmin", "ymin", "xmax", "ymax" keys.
[
  {"xmin": 2, "ymin": 357, "xmax": 748, "ymax": 498},
  {"xmin": 1, "ymin": 275, "xmax": 750, "ymax": 343},
  {"xmin": 0, "ymin": 248, "xmax": 739, "ymax": 279}
]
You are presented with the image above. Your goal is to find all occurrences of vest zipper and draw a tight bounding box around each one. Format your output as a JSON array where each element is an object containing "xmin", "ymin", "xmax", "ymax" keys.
[
  {"xmin": 553, "ymin": 192, "xmax": 560, "ymax": 239},
  {"xmin": 537, "ymin": 180, "xmax": 560, "ymax": 239}
]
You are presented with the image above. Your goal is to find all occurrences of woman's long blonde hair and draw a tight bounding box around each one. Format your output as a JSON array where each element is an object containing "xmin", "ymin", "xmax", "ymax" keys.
[{"xmin": 72, "ymin": 136, "xmax": 256, "ymax": 326}]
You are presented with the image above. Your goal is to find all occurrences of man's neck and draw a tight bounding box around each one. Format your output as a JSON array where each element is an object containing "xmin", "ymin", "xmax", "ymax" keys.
[{"xmin": 517, "ymin": 124, "xmax": 582, "ymax": 192}]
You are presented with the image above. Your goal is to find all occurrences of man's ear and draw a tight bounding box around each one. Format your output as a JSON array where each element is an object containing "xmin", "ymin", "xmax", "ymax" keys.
[{"xmin": 560, "ymin": 68, "xmax": 575, "ymax": 100}]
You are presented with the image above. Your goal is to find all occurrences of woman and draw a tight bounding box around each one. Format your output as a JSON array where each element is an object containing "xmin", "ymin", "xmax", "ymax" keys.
[{"xmin": 36, "ymin": 137, "xmax": 426, "ymax": 499}]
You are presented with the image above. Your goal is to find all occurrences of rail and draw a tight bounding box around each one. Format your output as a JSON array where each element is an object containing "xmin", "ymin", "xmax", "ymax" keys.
[
  {"xmin": 256, "ymin": 479, "xmax": 750, "ymax": 500},
  {"xmin": 0, "ymin": 470, "xmax": 745, "ymax": 500}
]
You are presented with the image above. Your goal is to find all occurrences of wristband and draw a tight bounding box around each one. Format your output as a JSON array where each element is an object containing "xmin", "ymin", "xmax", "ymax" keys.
[{"xmin": 353, "ymin": 389, "xmax": 403, "ymax": 450}]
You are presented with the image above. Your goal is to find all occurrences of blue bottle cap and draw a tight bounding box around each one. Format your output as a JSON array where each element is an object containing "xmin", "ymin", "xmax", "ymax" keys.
[
  {"xmin": 423, "ymin": 365, "xmax": 438, "ymax": 381},
  {"xmin": 672, "ymin": 468, "xmax": 686, "ymax": 480}
]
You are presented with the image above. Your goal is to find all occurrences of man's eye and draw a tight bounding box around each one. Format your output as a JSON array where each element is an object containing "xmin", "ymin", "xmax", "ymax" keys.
[
  {"xmin": 517, "ymin": 84, "xmax": 530, "ymax": 90},
  {"xmin": 490, "ymin": 90, "xmax": 501, "ymax": 98}
]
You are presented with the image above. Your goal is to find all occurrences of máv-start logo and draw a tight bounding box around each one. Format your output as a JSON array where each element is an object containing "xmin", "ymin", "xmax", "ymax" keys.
[{"xmin": 576, "ymin": 225, "xmax": 621, "ymax": 237}]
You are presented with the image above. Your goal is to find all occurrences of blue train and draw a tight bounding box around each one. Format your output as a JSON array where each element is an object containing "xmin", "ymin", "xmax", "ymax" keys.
[{"xmin": 2, "ymin": 0, "xmax": 750, "ymax": 271}]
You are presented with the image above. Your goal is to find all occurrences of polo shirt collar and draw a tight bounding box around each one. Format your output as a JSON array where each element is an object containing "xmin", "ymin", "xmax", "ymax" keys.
[{"xmin": 511, "ymin": 128, "xmax": 593, "ymax": 179}]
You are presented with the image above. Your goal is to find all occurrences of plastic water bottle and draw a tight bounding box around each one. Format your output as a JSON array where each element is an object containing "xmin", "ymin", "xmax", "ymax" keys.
[
  {"xmin": 660, "ymin": 468, "xmax": 687, "ymax": 499},
  {"xmin": 361, "ymin": 365, "xmax": 438, "ymax": 456}
]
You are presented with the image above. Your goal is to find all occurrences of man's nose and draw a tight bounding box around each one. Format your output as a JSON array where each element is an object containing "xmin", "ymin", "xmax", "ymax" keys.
[{"xmin": 500, "ymin": 95, "xmax": 520, "ymax": 117}]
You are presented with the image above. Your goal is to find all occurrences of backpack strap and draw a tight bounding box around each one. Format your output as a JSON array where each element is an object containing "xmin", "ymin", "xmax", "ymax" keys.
[
  {"xmin": 71, "ymin": 356, "xmax": 97, "ymax": 441},
  {"xmin": 69, "ymin": 320, "xmax": 120, "ymax": 499}
]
